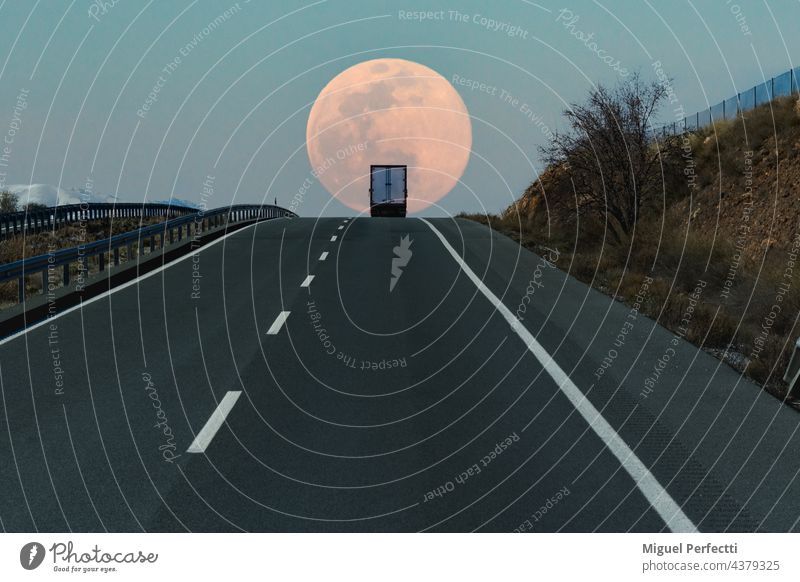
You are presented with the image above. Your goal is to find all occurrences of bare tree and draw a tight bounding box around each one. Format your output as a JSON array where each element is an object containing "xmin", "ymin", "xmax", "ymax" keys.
[
  {"xmin": 540, "ymin": 73, "xmax": 671, "ymax": 242},
  {"xmin": 0, "ymin": 190, "xmax": 18, "ymax": 213}
]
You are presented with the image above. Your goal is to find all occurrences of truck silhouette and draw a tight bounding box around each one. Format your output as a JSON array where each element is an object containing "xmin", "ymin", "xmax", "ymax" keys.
[{"xmin": 369, "ymin": 165, "xmax": 407, "ymax": 217}]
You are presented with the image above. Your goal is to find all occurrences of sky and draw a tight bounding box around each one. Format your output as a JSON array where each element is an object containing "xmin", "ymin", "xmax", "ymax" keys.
[{"xmin": 0, "ymin": 0, "xmax": 798, "ymax": 216}]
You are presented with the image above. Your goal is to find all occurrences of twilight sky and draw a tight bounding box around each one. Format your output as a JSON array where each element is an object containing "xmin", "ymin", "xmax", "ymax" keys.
[{"xmin": 0, "ymin": 0, "xmax": 797, "ymax": 216}]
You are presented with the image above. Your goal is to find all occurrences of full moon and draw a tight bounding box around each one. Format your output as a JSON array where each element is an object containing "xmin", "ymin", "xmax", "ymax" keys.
[{"xmin": 306, "ymin": 58, "xmax": 472, "ymax": 214}]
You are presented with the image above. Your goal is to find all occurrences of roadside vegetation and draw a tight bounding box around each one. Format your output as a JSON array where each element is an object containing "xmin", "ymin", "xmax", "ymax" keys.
[
  {"xmin": 0, "ymin": 191, "xmax": 171, "ymax": 305},
  {"xmin": 462, "ymin": 82, "xmax": 800, "ymax": 403}
]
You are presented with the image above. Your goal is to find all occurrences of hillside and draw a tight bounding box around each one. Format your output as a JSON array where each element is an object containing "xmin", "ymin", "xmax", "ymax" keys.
[{"xmin": 467, "ymin": 95, "xmax": 800, "ymax": 402}]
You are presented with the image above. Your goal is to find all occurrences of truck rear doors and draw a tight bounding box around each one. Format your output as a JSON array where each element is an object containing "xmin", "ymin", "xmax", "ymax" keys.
[{"xmin": 370, "ymin": 165, "xmax": 407, "ymax": 217}]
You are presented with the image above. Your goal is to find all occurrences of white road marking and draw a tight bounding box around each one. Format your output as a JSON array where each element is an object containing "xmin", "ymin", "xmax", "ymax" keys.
[
  {"xmin": 187, "ymin": 391, "xmax": 242, "ymax": 453},
  {"xmin": 420, "ymin": 218, "xmax": 698, "ymax": 534},
  {"xmin": 300, "ymin": 275, "xmax": 315, "ymax": 288},
  {"xmin": 338, "ymin": 225, "xmax": 344, "ymax": 230},
  {"xmin": 0, "ymin": 219, "xmax": 291, "ymax": 347},
  {"xmin": 330, "ymin": 235, "xmax": 337, "ymax": 242},
  {"xmin": 266, "ymin": 311, "xmax": 291, "ymax": 335},
  {"xmin": 319, "ymin": 251, "xmax": 328, "ymax": 261}
]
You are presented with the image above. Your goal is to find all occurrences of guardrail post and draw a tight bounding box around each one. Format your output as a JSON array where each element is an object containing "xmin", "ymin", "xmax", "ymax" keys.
[
  {"xmin": 63, "ymin": 263, "xmax": 70, "ymax": 286},
  {"xmin": 99, "ymin": 252, "xmax": 104, "ymax": 271},
  {"xmin": 114, "ymin": 247, "xmax": 120, "ymax": 266},
  {"xmin": 785, "ymin": 338, "xmax": 800, "ymax": 397},
  {"xmin": 18, "ymin": 276, "xmax": 24, "ymax": 303},
  {"xmin": 41, "ymin": 268, "xmax": 48, "ymax": 295},
  {"xmin": 149, "ymin": 235, "xmax": 155, "ymax": 254}
]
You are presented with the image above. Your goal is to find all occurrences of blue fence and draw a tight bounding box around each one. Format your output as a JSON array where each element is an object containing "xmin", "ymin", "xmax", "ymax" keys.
[{"xmin": 657, "ymin": 67, "xmax": 800, "ymax": 138}]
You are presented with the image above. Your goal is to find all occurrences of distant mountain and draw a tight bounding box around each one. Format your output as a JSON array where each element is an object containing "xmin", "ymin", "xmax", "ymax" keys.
[
  {"xmin": 6, "ymin": 185, "xmax": 201, "ymax": 210},
  {"xmin": 7, "ymin": 184, "xmax": 117, "ymax": 207}
]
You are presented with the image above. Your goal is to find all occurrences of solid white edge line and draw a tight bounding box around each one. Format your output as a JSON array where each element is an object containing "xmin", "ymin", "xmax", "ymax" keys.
[
  {"xmin": 420, "ymin": 218, "xmax": 698, "ymax": 534},
  {"xmin": 300, "ymin": 275, "xmax": 314, "ymax": 288},
  {"xmin": 266, "ymin": 311, "xmax": 291, "ymax": 335},
  {"xmin": 0, "ymin": 218, "xmax": 290, "ymax": 347},
  {"xmin": 186, "ymin": 391, "xmax": 242, "ymax": 453},
  {"xmin": 330, "ymin": 235, "xmax": 337, "ymax": 242},
  {"xmin": 319, "ymin": 251, "xmax": 328, "ymax": 261}
]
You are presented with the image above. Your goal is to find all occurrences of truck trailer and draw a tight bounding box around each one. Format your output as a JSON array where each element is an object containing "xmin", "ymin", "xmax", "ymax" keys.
[{"xmin": 369, "ymin": 165, "xmax": 407, "ymax": 217}]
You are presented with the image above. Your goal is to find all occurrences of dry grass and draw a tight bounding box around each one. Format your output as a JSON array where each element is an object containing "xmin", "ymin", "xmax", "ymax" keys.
[
  {"xmin": 0, "ymin": 216, "xmax": 167, "ymax": 305},
  {"xmin": 684, "ymin": 96, "xmax": 800, "ymax": 190},
  {"xmin": 463, "ymin": 208, "xmax": 799, "ymax": 398},
  {"xmin": 460, "ymin": 95, "xmax": 800, "ymax": 402}
]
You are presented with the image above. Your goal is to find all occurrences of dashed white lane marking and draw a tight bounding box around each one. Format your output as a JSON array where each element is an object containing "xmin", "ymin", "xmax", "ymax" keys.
[
  {"xmin": 266, "ymin": 311, "xmax": 291, "ymax": 335},
  {"xmin": 338, "ymin": 225, "xmax": 344, "ymax": 230},
  {"xmin": 330, "ymin": 235, "xmax": 337, "ymax": 242},
  {"xmin": 319, "ymin": 251, "xmax": 328, "ymax": 261},
  {"xmin": 301, "ymin": 275, "xmax": 315, "ymax": 288},
  {"xmin": 0, "ymin": 219, "xmax": 287, "ymax": 347},
  {"xmin": 420, "ymin": 218, "xmax": 698, "ymax": 534},
  {"xmin": 187, "ymin": 391, "xmax": 242, "ymax": 453}
]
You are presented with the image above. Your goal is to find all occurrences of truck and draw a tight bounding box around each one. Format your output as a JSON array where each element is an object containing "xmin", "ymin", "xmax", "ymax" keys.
[{"xmin": 369, "ymin": 165, "xmax": 407, "ymax": 217}]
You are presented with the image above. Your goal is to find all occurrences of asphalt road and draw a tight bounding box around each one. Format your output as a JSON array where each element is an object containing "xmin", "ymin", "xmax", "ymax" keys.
[{"xmin": 1, "ymin": 216, "xmax": 799, "ymax": 532}]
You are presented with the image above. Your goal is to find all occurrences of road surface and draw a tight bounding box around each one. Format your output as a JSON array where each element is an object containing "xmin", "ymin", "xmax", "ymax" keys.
[{"xmin": 1, "ymin": 217, "xmax": 798, "ymax": 532}]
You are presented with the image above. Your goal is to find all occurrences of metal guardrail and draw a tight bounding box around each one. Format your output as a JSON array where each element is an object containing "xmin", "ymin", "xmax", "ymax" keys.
[
  {"xmin": 656, "ymin": 66, "xmax": 800, "ymax": 138},
  {"xmin": 0, "ymin": 204, "xmax": 296, "ymax": 303},
  {"xmin": 0, "ymin": 202, "xmax": 198, "ymax": 238}
]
